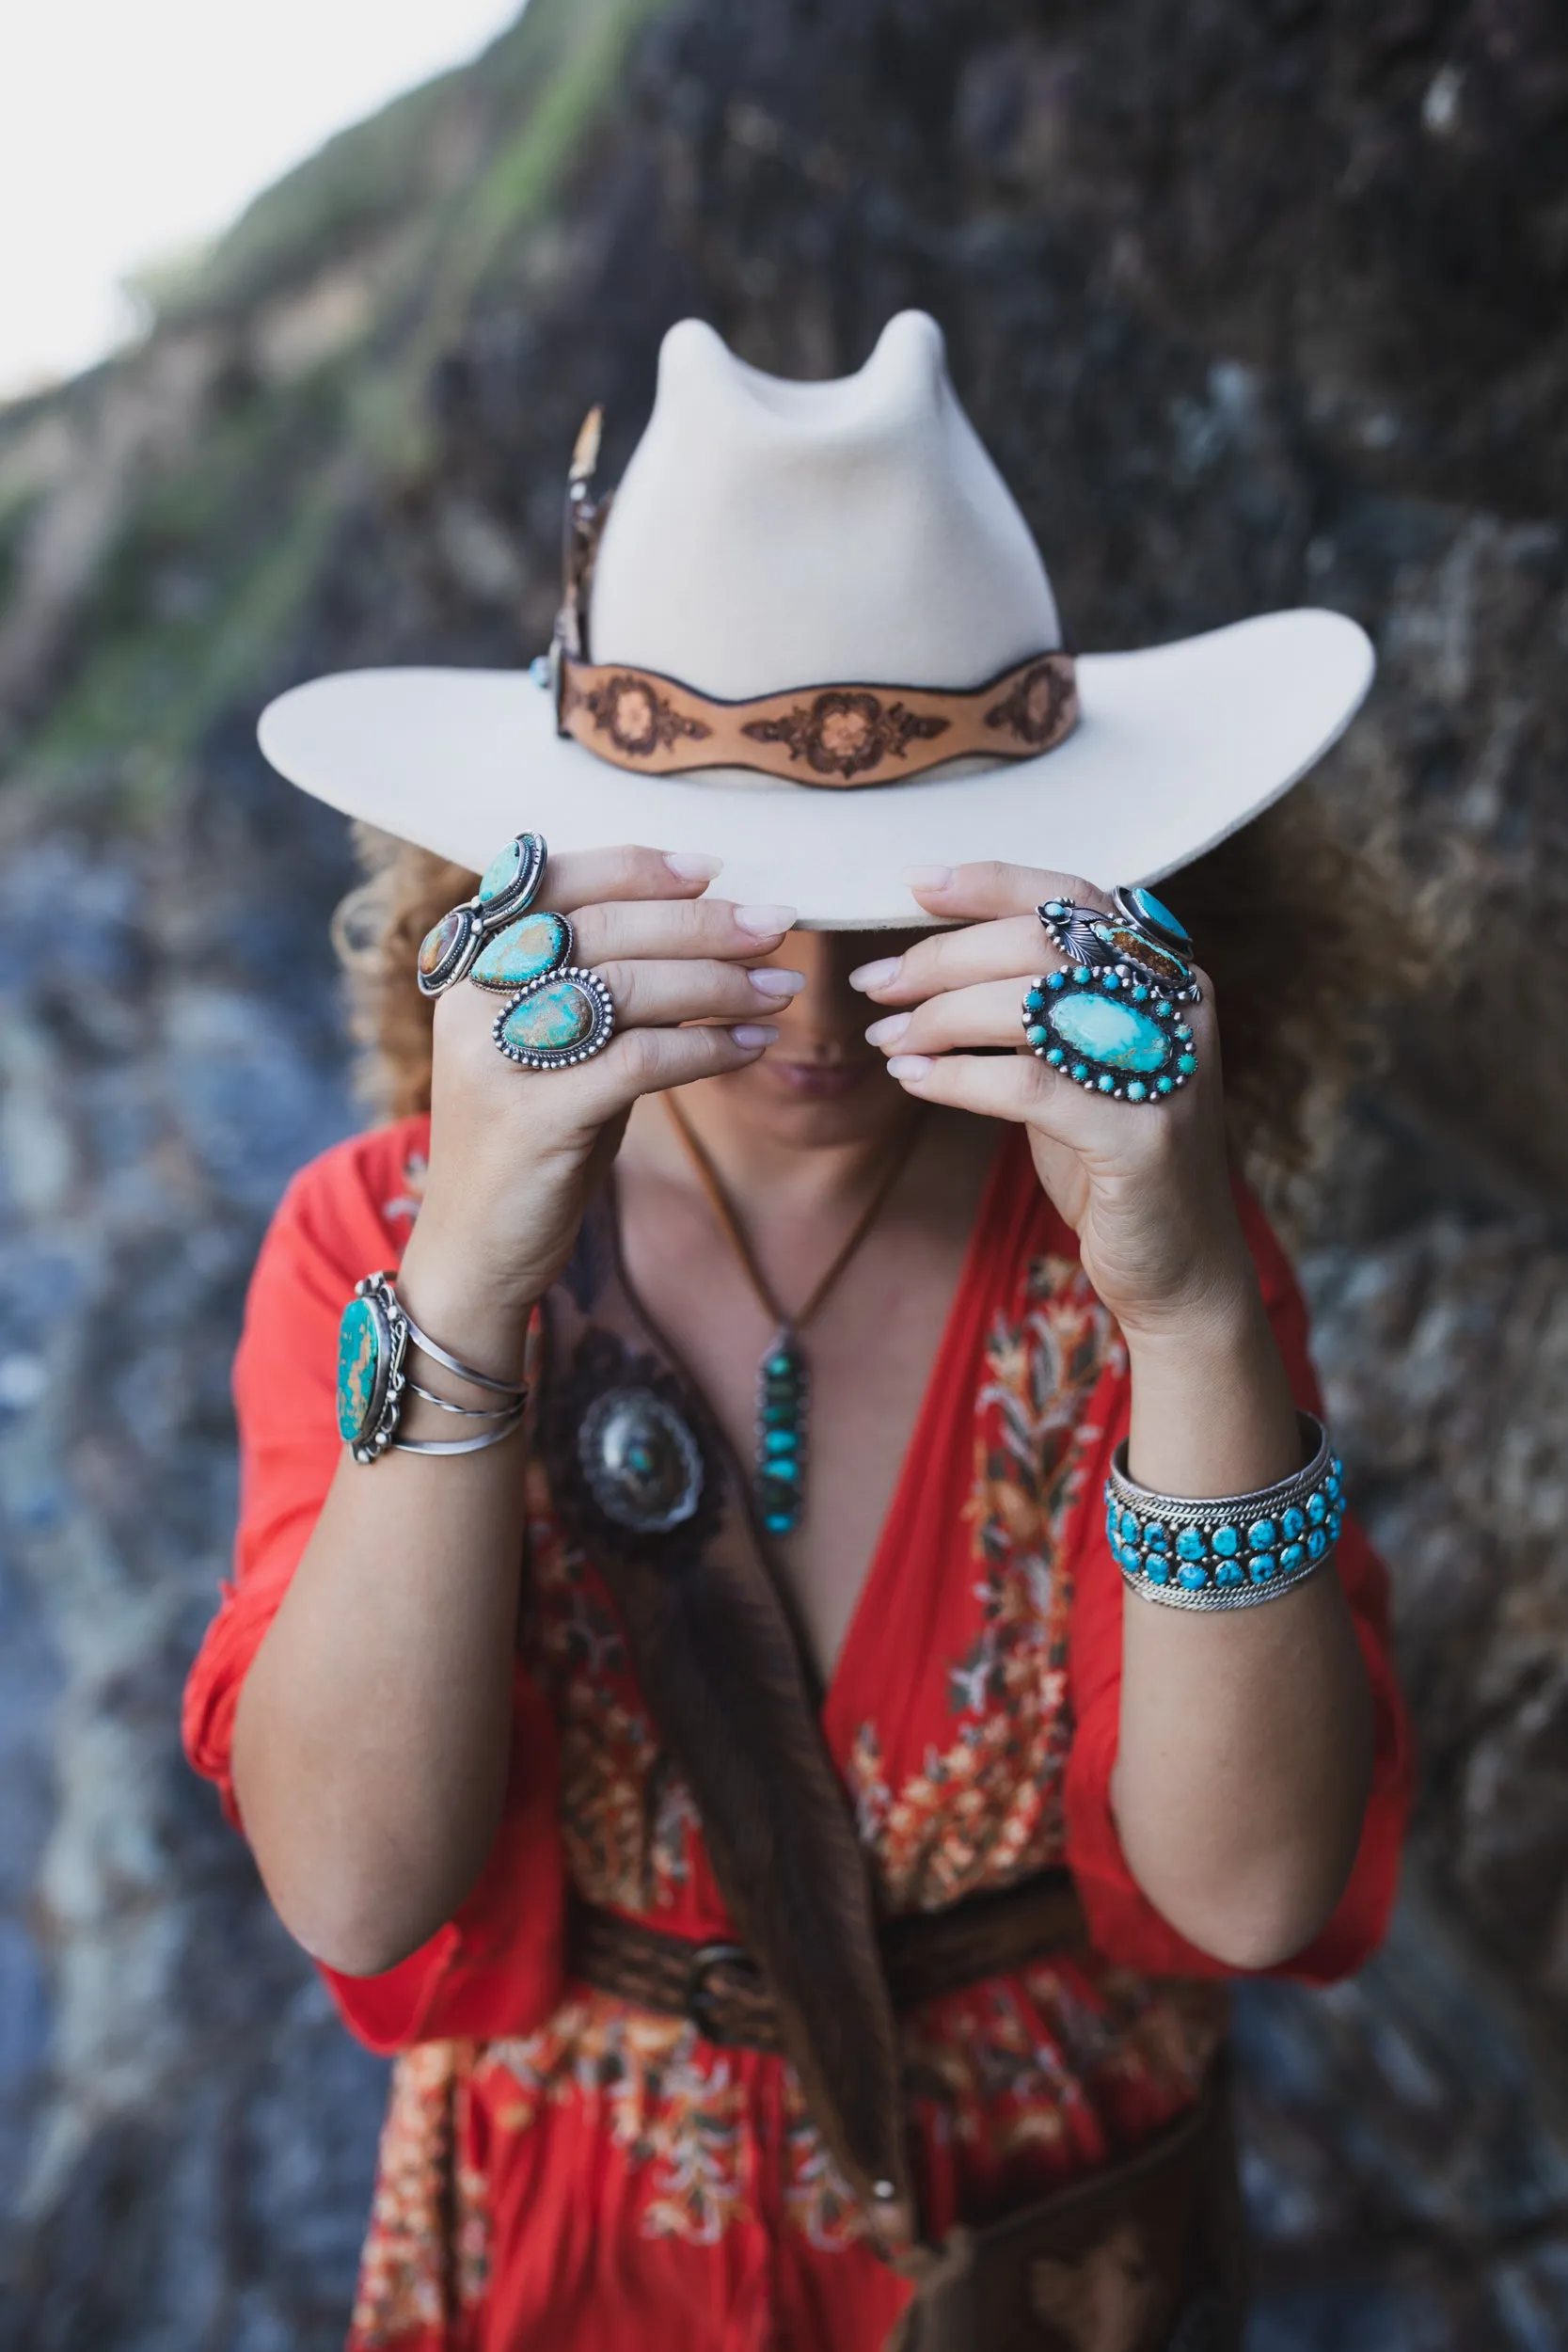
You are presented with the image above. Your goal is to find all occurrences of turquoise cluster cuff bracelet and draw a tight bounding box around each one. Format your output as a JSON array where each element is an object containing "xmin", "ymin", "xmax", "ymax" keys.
[{"xmin": 1106, "ymin": 1410, "xmax": 1345, "ymax": 1610}]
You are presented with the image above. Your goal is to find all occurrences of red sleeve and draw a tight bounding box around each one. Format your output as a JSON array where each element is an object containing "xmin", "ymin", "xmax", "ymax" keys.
[
  {"xmin": 181, "ymin": 1121, "xmax": 567, "ymax": 2052},
  {"xmin": 1062, "ymin": 1184, "xmax": 1413, "ymax": 1982}
]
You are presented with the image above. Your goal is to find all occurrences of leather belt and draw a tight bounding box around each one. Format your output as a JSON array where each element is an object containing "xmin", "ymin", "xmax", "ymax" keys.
[{"xmin": 568, "ymin": 1867, "xmax": 1087, "ymax": 2052}]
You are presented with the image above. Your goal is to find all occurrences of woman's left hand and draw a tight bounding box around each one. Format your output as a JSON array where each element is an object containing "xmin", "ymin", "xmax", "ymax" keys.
[{"xmin": 851, "ymin": 862, "xmax": 1252, "ymax": 1343}]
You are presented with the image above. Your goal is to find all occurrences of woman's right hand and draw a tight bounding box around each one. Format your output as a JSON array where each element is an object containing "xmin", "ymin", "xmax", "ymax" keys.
[{"xmin": 395, "ymin": 845, "xmax": 798, "ymax": 1376}]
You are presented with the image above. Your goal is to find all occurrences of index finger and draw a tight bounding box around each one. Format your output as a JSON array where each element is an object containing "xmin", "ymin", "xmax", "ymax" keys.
[
  {"xmin": 904, "ymin": 862, "xmax": 1114, "ymax": 923},
  {"xmin": 536, "ymin": 844, "xmax": 725, "ymax": 914}
]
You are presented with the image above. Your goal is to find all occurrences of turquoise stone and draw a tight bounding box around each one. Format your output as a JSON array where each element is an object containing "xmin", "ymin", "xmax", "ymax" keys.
[
  {"xmin": 1046, "ymin": 971, "xmax": 1067, "ymax": 991},
  {"xmin": 1025, "ymin": 989, "xmax": 1046, "ymax": 1013},
  {"xmin": 1128, "ymin": 886, "xmax": 1190, "ymax": 943},
  {"xmin": 1097, "ymin": 1074, "xmax": 1115, "ymax": 1092},
  {"xmin": 1127, "ymin": 1082, "xmax": 1148, "ymax": 1102},
  {"xmin": 1175, "ymin": 1528, "xmax": 1206, "ymax": 1562},
  {"xmin": 1282, "ymin": 1505, "xmax": 1307, "ymax": 1540},
  {"xmin": 1307, "ymin": 1529, "xmax": 1328, "ymax": 1559},
  {"xmin": 336, "ymin": 1298, "xmax": 381, "ymax": 1443},
  {"xmin": 478, "ymin": 834, "xmax": 531, "ymax": 906},
  {"xmin": 765, "ymin": 1513, "xmax": 792, "ymax": 1534},
  {"xmin": 1281, "ymin": 1543, "xmax": 1306, "ymax": 1572},
  {"xmin": 1144, "ymin": 1553, "xmax": 1170, "ymax": 1583},
  {"xmin": 419, "ymin": 905, "xmax": 471, "ymax": 983},
  {"xmin": 1046, "ymin": 1048, "xmax": 1065, "ymax": 1066},
  {"xmin": 1070, "ymin": 1062, "xmax": 1088, "ymax": 1081},
  {"xmin": 499, "ymin": 979, "xmax": 596, "ymax": 1057},
  {"xmin": 1025, "ymin": 1025, "xmax": 1050, "ymax": 1049},
  {"xmin": 471, "ymin": 911, "xmax": 570, "ymax": 991},
  {"xmin": 1248, "ymin": 1518, "xmax": 1277, "ymax": 1550},
  {"xmin": 1177, "ymin": 1054, "xmax": 1197, "ymax": 1075},
  {"xmin": 1306, "ymin": 1491, "xmax": 1327, "ymax": 1525},
  {"xmin": 1178, "ymin": 1564, "xmax": 1208, "ymax": 1589},
  {"xmin": 1072, "ymin": 966, "xmax": 1093, "ymax": 985},
  {"xmin": 1212, "ymin": 1526, "xmax": 1240, "ymax": 1557},
  {"xmin": 1143, "ymin": 1521, "xmax": 1168, "ymax": 1549},
  {"xmin": 1045, "ymin": 992, "xmax": 1173, "ymax": 1075},
  {"xmin": 1250, "ymin": 1553, "xmax": 1277, "ymax": 1581}
]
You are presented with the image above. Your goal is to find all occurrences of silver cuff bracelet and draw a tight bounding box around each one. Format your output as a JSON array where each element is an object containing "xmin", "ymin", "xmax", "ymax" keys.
[{"xmin": 1105, "ymin": 1409, "xmax": 1345, "ymax": 1611}]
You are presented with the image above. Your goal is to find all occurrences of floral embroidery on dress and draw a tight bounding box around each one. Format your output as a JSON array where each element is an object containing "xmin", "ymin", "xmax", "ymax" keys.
[
  {"xmin": 846, "ymin": 1257, "xmax": 1123, "ymax": 1913},
  {"xmin": 353, "ymin": 2042, "xmax": 490, "ymax": 2348},
  {"xmin": 483, "ymin": 1993, "xmax": 752, "ymax": 2245}
]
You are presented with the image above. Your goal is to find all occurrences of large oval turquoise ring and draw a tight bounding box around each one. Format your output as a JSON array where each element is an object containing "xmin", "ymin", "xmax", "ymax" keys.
[
  {"xmin": 492, "ymin": 965, "xmax": 616, "ymax": 1071},
  {"xmin": 1022, "ymin": 966, "xmax": 1196, "ymax": 1103}
]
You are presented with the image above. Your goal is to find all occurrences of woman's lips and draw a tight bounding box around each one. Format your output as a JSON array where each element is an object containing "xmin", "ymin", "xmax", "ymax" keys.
[{"xmin": 766, "ymin": 1057, "xmax": 874, "ymax": 1101}]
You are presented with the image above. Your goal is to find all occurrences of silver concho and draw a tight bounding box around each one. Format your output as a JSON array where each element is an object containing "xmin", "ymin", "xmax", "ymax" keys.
[{"xmin": 578, "ymin": 1387, "xmax": 704, "ymax": 1534}]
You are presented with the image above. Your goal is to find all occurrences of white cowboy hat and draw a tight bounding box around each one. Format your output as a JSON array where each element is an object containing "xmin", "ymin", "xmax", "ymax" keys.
[{"xmin": 258, "ymin": 310, "xmax": 1372, "ymax": 930}]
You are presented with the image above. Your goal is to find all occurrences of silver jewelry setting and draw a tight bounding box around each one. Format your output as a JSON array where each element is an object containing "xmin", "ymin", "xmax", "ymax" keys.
[
  {"xmin": 578, "ymin": 1386, "xmax": 705, "ymax": 1533},
  {"xmin": 339, "ymin": 1271, "xmax": 528, "ymax": 1463},
  {"xmin": 492, "ymin": 964, "xmax": 616, "ymax": 1071}
]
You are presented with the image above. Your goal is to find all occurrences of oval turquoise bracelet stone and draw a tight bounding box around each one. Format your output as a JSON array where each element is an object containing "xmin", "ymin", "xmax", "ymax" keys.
[{"xmin": 336, "ymin": 1295, "xmax": 383, "ymax": 1445}]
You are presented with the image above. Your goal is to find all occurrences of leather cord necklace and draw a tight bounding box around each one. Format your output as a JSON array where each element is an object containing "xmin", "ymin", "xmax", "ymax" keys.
[{"xmin": 664, "ymin": 1094, "xmax": 920, "ymax": 1534}]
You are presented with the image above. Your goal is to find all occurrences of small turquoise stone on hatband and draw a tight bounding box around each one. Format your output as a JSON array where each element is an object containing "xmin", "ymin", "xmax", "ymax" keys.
[
  {"xmin": 1045, "ymin": 992, "xmax": 1173, "ymax": 1075},
  {"xmin": 471, "ymin": 911, "xmax": 571, "ymax": 992},
  {"xmin": 337, "ymin": 1296, "xmax": 382, "ymax": 1445},
  {"xmin": 499, "ymin": 978, "xmax": 598, "ymax": 1057}
]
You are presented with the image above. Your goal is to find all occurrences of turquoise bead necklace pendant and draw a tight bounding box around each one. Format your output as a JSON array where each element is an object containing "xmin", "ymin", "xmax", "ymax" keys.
[
  {"xmin": 1027, "ymin": 887, "xmax": 1201, "ymax": 1103},
  {"xmin": 755, "ymin": 1327, "xmax": 809, "ymax": 1534},
  {"xmin": 665, "ymin": 1097, "xmax": 916, "ymax": 1538}
]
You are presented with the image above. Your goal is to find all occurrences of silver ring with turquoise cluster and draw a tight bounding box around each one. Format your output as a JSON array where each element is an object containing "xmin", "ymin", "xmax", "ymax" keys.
[
  {"xmin": 1106, "ymin": 1410, "xmax": 1345, "ymax": 1610},
  {"xmin": 415, "ymin": 830, "xmax": 550, "ymax": 997},
  {"xmin": 1022, "ymin": 884, "xmax": 1202, "ymax": 1104}
]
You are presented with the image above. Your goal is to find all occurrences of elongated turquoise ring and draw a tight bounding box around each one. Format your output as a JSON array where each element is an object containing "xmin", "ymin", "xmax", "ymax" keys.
[{"xmin": 416, "ymin": 830, "xmax": 549, "ymax": 997}]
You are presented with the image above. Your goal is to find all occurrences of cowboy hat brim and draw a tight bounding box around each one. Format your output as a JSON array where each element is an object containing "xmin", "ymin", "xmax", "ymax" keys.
[{"xmin": 258, "ymin": 607, "xmax": 1372, "ymax": 929}]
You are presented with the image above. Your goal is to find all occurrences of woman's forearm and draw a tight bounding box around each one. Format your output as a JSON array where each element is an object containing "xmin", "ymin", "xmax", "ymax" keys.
[
  {"xmin": 231, "ymin": 1269, "xmax": 533, "ymax": 1978},
  {"xmin": 1110, "ymin": 1264, "xmax": 1374, "ymax": 1969}
]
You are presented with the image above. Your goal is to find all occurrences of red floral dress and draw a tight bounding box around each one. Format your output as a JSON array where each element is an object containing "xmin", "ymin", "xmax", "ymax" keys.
[{"xmin": 182, "ymin": 1119, "xmax": 1410, "ymax": 2352}]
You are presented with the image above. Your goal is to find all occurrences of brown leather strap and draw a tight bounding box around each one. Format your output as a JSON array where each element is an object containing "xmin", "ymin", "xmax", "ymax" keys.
[
  {"xmin": 556, "ymin": 648, "xmax": 1079, "ymax": 786},
  {"xmin": 569, "ymin": 1867, "xmax": 1087, "ymax": 2050}
]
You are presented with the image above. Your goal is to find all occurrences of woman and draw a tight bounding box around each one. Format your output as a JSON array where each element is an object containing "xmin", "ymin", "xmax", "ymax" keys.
[{"xmin": 184, "ymin": 313, "xmax": 1409, "ymax": 2352}]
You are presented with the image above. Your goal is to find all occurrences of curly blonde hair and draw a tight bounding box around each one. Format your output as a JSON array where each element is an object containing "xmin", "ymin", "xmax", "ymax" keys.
[{"xmin": 330, "ymin": 792, "xmax": 1414, "ymax": 1191}]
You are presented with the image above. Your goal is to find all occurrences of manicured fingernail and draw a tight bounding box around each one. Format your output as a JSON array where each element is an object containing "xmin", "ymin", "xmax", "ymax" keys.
[
  {"xmin": 748, "ymin": 967, "xmax": 806, "ymax": 998},
  {"xmin": 730, "ymin": 1024, "xmax": 779, "ymax": 1047},
  {"xmin": 864, "ymin": 1012, "xmax": 911, "ymax": 1047},
  {"xmin": 664, "ymin": 850, "xmax": 723, "ymax": 882},
  {"xmin": 902, "ymin": 866, "xmax": 953, "ymax": 892},
  {"xmin": 848, "ymin": 957, "xmax": 901, "ymax": 993},
  {"xmin": 887, "ymin": 1055, "xmax": 934, "ymax": 1081},
  {"xmin": 734, "ymin": 903, "xmax": 797, "ymax": 936}
]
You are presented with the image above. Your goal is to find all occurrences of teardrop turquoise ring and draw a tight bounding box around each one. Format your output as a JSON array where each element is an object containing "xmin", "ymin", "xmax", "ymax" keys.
[
  {"xmin": 492, "ymin": 965, "xmax": 616, "ymax": 1071},
  {"xmin": 1026, "ymin": 885, "xmax": 1201, "ymax": 1103}
]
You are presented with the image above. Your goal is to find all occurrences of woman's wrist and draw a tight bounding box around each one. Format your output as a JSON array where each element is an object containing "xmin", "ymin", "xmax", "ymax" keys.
[
  {"xmin": 1122, "ymin": 1258, "xmax": 1304, "ymax": 1501},
  {"xmin": 394, "ymin": 1232, "xmax": 537, "ymax": 1393}
]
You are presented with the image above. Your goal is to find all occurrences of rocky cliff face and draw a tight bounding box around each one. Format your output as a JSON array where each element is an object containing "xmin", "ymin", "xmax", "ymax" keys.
[{"xmin": 1, "ymin": 0, "xmax": 1565, "ymax": 2343}]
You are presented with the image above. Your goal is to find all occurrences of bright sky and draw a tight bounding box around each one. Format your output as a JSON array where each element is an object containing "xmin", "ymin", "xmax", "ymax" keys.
[{"xmin": 0, "ymin": 0, "xmax": 524, "ymax": 400}]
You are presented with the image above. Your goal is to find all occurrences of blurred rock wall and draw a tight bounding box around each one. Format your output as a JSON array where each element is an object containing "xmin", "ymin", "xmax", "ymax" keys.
[{"xmin": 0, "ymin": 0, "xmax": 1565, "ymax": 2343}]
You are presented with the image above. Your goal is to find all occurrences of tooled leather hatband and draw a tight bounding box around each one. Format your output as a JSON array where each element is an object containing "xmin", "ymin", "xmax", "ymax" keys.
[{"xmin": 555, "ymin": 646, "xmax": 1079, "ymax": 787}]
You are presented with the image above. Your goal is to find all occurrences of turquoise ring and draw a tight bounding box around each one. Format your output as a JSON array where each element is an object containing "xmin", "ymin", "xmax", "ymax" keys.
[
  {"xmin": 492, "ymin": 965, "xmax": 616, "ymax": 1071},
  {"xmin": 1027, "ymin": 885, "xmax": 1200, "ymax": 1103},
  {"xmin": 416, "ymin": 830, "xmax": 549, "ymax": 997}
]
